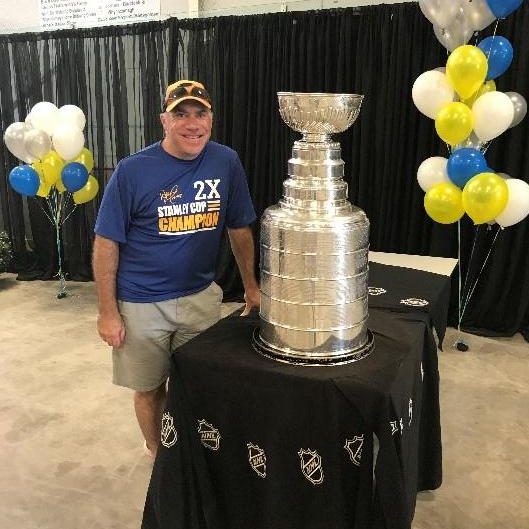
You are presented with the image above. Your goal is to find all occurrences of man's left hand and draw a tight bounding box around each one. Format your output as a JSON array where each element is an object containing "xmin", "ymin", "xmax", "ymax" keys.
[{"xmin": 241, "ymin": 286, "xmax": 260, "ymax": 316}]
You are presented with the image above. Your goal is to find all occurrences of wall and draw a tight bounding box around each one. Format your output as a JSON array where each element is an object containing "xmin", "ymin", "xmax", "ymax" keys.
[{"xmin": 0, "ymin": 0, "xmax": 411, "ymax": 34}]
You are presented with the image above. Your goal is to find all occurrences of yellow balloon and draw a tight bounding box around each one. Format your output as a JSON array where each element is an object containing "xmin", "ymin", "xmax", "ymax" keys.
[
  {"xmin": 36, "ymin": 178, "xmax": 52, "ymax": 198},
  {"xmin": 435, "ymin": 102, "xmax": 473, "ymax": 146},
  {"xmin": 55, "ymin": 177, "xmax": 66, "ymax": 193},
  {"xmin": 73, "ymin": 175, "xmax": 99, "ymax": 204},
  {"xmin": 73, "ymin": 147, "xmax": 94, "ymax": 173},
  {"xmin": 462, "ymin": 172, "xmax": 509, "ymax": 224},
  {"xmin": 40, "ymin": 150, "xmax": 65, "ymax": 186},
  {"xmin": 31, "ymin": 161, "xmax": 45, "ymax": 180},
  {"xmin": 446, "ymin": 45, "xmax": 488, "ymax": 100},
  {"xmin": 424, "ymin": 182, "xmax": 465, "ymax": 224},
  {"xmin": 462, "ymin": 80, "xmax": 496, "ymax": 108}
]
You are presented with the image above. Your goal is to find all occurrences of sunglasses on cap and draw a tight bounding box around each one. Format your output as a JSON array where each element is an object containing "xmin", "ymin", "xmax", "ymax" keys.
[{"xmin": 164, "ymin": 81, "xmax": 212, "ymax": 112}]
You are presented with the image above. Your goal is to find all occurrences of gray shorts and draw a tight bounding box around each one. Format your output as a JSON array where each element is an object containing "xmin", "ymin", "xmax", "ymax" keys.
[{"xmin": 113, "ymin": 282, "xmax": 223, "ymax": 392}]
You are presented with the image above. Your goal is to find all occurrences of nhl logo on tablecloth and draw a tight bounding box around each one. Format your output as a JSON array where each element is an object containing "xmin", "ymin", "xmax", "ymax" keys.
[
  {"xmin": 247, "ymin": 443, "xmax": 267, "ymax": 478},
  {"xmin": 298, "ymin": 448, "xmax": 324, "ymax": 485},
  {"xmin": 344, "ymin": 435, "xmax": 364, "ymax": 467},
  {"xmin": 390, "ymin": 420, "xmax": 399, "ymax": 436},
  {"xmin": 161, "ymin": 412, "xmax": 178, "ymax": 448},
  {"xmin": 368, "ymin": 287, "xmax": 387, "ymax": 296},
  {"xmin": 400, "ymin": 297, "xmax": 429, "ymax": 307},
  {"xmin": 197, "ymin": 419, "xmax": 221, "ymax": 450}
]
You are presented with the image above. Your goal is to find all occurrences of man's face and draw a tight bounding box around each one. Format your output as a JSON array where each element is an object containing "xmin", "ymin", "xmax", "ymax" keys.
[{"xmin": 160, "ymin": 101, "xmax": 213, "ymax": 160}]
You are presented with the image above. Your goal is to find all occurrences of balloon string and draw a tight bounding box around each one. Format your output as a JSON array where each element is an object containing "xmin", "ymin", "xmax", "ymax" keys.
[
  {"xmin": 481, "ymin": 140, "xmax": 492, "ymax": 155},
  {"xmin": 483, "ymin": 20, "xmax": 500, "ymax": 68},
  {"xmin": 55, "ymin": 216, "xmax": 63, "ymax": 279},
  {"xmin": 46, "ymin": 194, "xmax": 56, "ymax": 224},
  {"xmin": 61, "ymin": 204, "xmax": 77, "ymax": 226},
  {"xmin": 44, "ymin": 189, "xmax": 67, "ymax": 293},
  {"xmin": 57, "ymin": 191, "xmax": 63, "ymax": 225},
  {"xmin": 491, "ymin": 19, "xmax": 499, "ymax": 40},
  {"xmin": 458, "ymin": 224, "xmax": 502, "ymax": 328},
  {"xmin": 460, "ymin": 224, "xmax": 480, "ymax": 313},
  {"xmin": 457, "ymin": 219, "xmax": 462, "ymax": 332},
  {"xmin": 35, "ymin": 197, "xmax": 54, "ymax": 225}
]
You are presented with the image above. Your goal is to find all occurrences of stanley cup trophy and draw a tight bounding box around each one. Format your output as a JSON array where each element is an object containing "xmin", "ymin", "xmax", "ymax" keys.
[{"xmin": 252, "ymin": 92, "xmax": 374, "ymax": 365}]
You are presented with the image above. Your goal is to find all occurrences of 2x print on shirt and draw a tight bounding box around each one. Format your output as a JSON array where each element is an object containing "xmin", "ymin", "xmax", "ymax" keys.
[
  {"xmin": 94, "ymin": 141, "xmax": 256, "ymax": 302},
  {"xmin": 157, "ymin": 176, "xmax": 221, "ymax": 235}
]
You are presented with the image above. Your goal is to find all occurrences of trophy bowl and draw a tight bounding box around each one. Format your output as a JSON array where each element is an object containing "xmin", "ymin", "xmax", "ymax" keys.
[{"xmin": 277, "ymin": 92, "xmax": 364, "ymax": 137}]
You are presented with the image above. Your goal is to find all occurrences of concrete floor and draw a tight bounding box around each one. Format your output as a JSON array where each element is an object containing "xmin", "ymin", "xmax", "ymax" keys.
[{"xmin": 0, "ymin": 274, "xmax": 527, "ymax": 529}]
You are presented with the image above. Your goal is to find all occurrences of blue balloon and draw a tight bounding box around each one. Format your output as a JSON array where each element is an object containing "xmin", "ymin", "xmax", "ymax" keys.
[
  {"xmin": 447, "ymin": 148, "xmax": 488, "ymax": 188},
  {"xmin": 486, "ymin": 0, "xmax": 524, "ymax": 18},
  {"xmin": 478, "ymin": 36, "xmax": 514, "ymax": 80},
  {"xmin": 61, "ymin": 162, "xmax": 89, "ymax": 192},
  {"xmin": 8, "ymin": 165, "xmax": 40, "ymax": 196}
]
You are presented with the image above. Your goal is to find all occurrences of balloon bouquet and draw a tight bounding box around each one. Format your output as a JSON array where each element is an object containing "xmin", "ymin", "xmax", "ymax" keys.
[
  {"xmin": 3, "ymin": 102, "xmax": 98, "ymax": 298},
  {"xmin": 413, "ymin": 0, "xmax": 529, "ymax": 349}
]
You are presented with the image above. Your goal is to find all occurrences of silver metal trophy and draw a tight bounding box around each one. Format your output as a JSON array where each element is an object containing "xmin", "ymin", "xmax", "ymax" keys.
[{"xmin": 252, "ymin": 92, "xmax": 374, "ymax": 365}]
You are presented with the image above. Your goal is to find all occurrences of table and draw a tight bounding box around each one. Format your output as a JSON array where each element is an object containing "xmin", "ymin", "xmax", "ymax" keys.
[
  {"xmin": 368, "ymin": 252, "xmax": 457, "ymax": 277},
  {"xmin": 368, "ymin": 261, "xmax": 454, "ymax": 348},
  {"xmin": 142, "ymin": 262, "xmax": 451, "ymax": 529}
]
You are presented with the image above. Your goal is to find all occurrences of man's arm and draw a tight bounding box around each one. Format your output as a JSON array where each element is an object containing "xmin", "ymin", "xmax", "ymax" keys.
[
  {"xmin": 227, "ymin": 226, "xmax": 260, "ymax": 316},
  {"xmin": 92, "ymin": 234, "xmax": 126, "ymax": 347}
]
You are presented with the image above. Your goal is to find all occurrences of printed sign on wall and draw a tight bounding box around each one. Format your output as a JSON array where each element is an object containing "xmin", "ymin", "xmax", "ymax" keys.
[{"xmin": 39, "ymin": 0, "xmax": 160, "ymax": 31}]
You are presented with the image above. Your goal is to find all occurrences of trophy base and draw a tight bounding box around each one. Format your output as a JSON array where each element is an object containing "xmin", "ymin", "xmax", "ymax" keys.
[{"xmin": 252, "ymin": 327, "xmax": 375, "ymax": 366}]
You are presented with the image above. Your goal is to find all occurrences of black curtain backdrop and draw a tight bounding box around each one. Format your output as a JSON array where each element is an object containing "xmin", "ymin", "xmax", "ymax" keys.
[{"xmin": 1, "ymin": 3, "xmax": 528, "ymax": 340}]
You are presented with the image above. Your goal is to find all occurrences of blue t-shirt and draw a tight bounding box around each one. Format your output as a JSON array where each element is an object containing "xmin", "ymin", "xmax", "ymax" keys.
[{"xmin": 94, "ymin": 141, "xmax": 256, "ymax": 302}]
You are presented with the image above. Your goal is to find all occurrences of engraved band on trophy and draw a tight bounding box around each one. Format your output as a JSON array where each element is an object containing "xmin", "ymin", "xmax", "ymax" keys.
[{"xmin": 252, "ymin": 92, "xmax": 374, "ymax": 365}]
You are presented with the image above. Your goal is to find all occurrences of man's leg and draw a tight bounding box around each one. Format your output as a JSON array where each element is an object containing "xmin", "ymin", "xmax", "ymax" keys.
[
  {"xmin": 134, "ymin": 382, "xmax": 167, "ymax": 457},
  {"xmin": 113, "ymin": 300, "xmax": 177, "ymax": 457}
]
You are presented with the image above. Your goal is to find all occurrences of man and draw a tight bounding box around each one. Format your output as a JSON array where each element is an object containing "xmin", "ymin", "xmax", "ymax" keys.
[{"xmin": 93, "ymin": 80, "xmax": 260, "ymax": 458}]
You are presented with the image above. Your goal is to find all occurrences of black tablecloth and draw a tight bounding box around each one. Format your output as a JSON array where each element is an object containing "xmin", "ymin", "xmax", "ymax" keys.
[
  {"xmin": 142, "ymin": 308, "xmax": 442, "ymax": 529},
  {"xmin": 368, "ymin": 262, "xmax": 452, "ymax": 348}
]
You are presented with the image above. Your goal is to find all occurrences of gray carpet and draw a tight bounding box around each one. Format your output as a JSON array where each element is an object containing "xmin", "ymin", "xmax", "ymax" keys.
[{"xmin": 1, "ymin": 274, "xmax": 527, "ymax": 529}]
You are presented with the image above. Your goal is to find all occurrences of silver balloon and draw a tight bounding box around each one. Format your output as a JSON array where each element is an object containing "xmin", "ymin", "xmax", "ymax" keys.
[
  {"xmin": 459, "ymin": 0, "xmax": 496, "ymax": 31},
  {"xmin": 433, "ymin": 13, "xmax": 474, "ymax": 52},
  {"xmin": 506, "ymin": 92, "xmax": 527, "ymax": 128},
  {"xmin": 3, "ymin": 122, "xmax": 35, "ymax": 163},
  {"xmin": 455, "ymin": 131, "xmax": 486, "ymax": 152},
  {"xmin": 419, "ymin": 0, "xmax": 460, "ymax": 28},
  {"xmin": 23, "ymin": 128, "xmax": 52, "ymax": 160}
]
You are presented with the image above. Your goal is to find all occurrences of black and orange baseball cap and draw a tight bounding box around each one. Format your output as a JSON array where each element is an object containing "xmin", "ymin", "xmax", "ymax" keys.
[{"xmin": 163, "ymin": 80, "xmax": 212, "ymax": 112}]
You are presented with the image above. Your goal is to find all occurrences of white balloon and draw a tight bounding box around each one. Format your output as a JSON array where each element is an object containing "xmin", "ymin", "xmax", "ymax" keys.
[
  {"xmin": 497, "ymin": 172, "xmax": 512, "ymax": 180},
  {"xmin": 419, "ymin": 0, "xmax": 460, "ymax": 28},
  {"xmin": 3, "ymin": 122, "xmax": 35, "ymax": 163},
  {"xmin": 459, "ymin": 0, "xmax": 496, "ymax": 31},
  {"xmin": 25, "ymin": 113, "xmax": 34, "ymax": 128},
  {"xmin": 58, "ymin": 104, "xmax": 86, "ymax": 131},
  {"xmin": 433, "ymin": 15, "xmax": 473, "ymax": 52},
  {"xmin": 417, "ymin": 156, "xmax": 450, "ymax": 192},
  {"xmin": 495, "ymin": 179, "xmax": 529, "ymax": 228},
  {"xmin": 412, "ymin": 70, "xmax": 456, "ymax": 119},
  {"xmin": 473, "ymin": 91, "xmax": 515, "ymax": 142},
  {"xmin": 30, "ymin": 101, "xmax": 59, "ymax": 136},
  {"xmin": 23, "ymin": 128, "xmax": 52, "ymax": 160},
  {"xmin": 52, "ymin": 123, "xmax": 85, "ymax": 160}
]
